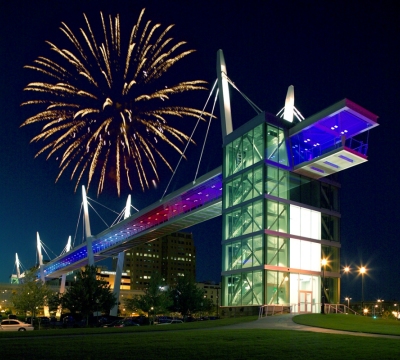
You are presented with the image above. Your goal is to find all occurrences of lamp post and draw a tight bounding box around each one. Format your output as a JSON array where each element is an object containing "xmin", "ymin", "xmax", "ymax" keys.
[
  {"xmin": 359, "ymin": 266, "xmax": 366, "ymax": 312},
  {"xmin": 321, "ymin": 259, "xmax": 327, "ymax": 314},
  {"xmin": 377, "ymin": 299, "xmax": 384, "ymax": 316},
  {"xmin": 216, "ymin": 286, "xmax": 219, "ymax": 318},
  {"xmin": 96, "ymin": 299, "xmax": 99, "ymax": 324},
  {"xmin": 394, "ymin": 303, "xmax": 399, "ymax": 320},
  {"xmin": 345, "ymin": 297, "xmax": 351, "ymax": 310}
]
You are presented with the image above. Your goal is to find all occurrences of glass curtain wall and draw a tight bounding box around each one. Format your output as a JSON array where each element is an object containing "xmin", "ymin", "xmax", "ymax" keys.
[
  {"xmin": 223, "ymin": 124, "xmax": 264, "ymax": 306},
  {"xmin": 222, "ymin": 118, "xmax": 341, "ymax": 309}
]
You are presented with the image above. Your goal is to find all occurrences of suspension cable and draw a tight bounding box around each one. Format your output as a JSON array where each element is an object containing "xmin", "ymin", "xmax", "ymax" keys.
[
  {"xmin": 88, "ymin": 201, "xmax": 110, "ymax": 228},
  {"xmin": 193, "ymin": 88, "xmax": 219, "ymax": 182},
  {"xmin": 87, "ymin": 196, "xmax": 120, "ymax": 215},
  {"xmin": 160, "ymin": 79, "xmax": 218, "ymax": 201},
  {"xmin": 226, "ymin": 76, "xmax": 262, "ymax": 114},
  {"xmin": 72, "ymin": 204, "xmax": 83, "ymax": 248}
]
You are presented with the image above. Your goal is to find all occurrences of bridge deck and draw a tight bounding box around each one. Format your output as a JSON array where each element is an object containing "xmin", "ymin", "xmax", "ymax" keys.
[{"xmin": 43, "ymin": 167, "xmax": 222, "ymax": 279}]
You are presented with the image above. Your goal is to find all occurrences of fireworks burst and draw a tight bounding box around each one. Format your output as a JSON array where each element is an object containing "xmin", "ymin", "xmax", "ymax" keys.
[{"xmin": 21, "ymin": 9, "xmax": 209, "ymax": 195}]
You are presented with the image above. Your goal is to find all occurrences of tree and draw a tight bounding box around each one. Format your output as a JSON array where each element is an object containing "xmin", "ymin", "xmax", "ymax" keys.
[
  {"xmin": 47, "ymin": 291, "xmax": 62, "ymax": 314},
  {"xmin": 124, "ymin": 272, "xmax": 172, "ymax": 322},
  {"xmin": 169, "ymin": 276, "xmax": 206, "ymax": 319},
  {"xmin": 11, "ymin": 271, "xmax": 52, "ymax": 321},
  {"xmin": 60, "ymin": 265, "xmax": 117, "ymax": 326}
]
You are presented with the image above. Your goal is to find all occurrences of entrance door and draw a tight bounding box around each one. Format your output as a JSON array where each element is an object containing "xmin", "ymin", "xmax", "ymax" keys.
[{"xmin": 299, "ymin": 291, "xmax": 312, "ymax": 313}]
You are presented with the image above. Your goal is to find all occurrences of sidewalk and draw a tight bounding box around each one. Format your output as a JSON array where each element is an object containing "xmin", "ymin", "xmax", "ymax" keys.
[{"xmin": 221, "ymin": 314, "xmax": 400, "ymax": 339}]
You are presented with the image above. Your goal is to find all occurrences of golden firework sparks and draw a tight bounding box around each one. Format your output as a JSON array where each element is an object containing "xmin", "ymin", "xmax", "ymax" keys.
[{"xmin": 21, "ymin": 8, "xmax": 209, "ymax": 196}]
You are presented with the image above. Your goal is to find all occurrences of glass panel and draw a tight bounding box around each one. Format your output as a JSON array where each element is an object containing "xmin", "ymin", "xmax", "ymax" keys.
[
  {"xmin": 266, "ymin": 271, "xmax": 277, "ymax": 304},
  {"xmin": 224, "ymin": 208, "xmax": 242, "ymax": 239},
  {"xmin": 321, "ymin": 182, "xmax": 340, "ymax": 212},
  {"xmin": 253, "ymin": 270, "xmax": 263, "ymax": 305},
  {"xmin": 242, "ymin": 129, "xmax": 253, "ymax": 168},
  {"xmin": 254, "ymin": 124, "xmax": 264, "ymax": 163},
  {"xmin": 222, "ymin": 275, "xmax": 228, "ymax": 306},
  {"xmin": 277, "ymin": 128, "xmax": 289, "ymax": 166},
  {"xmin": 242, "ymin": 272, "xmax": 253, "ymax": 305},
  {"xmin": 254, "ymin": 166, "xmax": 263, "ymax": 197},
  {"xmin": 242, "ymin": 237, "xmax": 253, "ymax": 269},
  {"xmin": 225, "ymin": 126, "xmax": 265, "ymax": 178},
  {"xmin": 278, "ymin": 202, "xmax": 288, "ymax": 233},
  {"xmin": 266, "ymin": 166, "xmax": 279, "ymax": 196},
  {"xmin": 290, "ymin": 239, "xmax": 300, "ymax": 268},
  {"xmin": 266, "ymin": 200, "xmax": 279, "ymax": 231},
  {"xmin": 242, "ymin": 170, "xmax": 254, "ymax": 203},
  {"xmin": 301, "ymin": 208, "xmax": 311, "ymax": 238},
  {"xmin": 290, "ymin": 205, "xmax": 301, "ymax": 235},
  {"xmin": 225, "ymin": 166, "xmax": 263, "ymax": 208},
  {"xmin": 231, "ymin": 137, "xmax": 243, "ymax": 175},
  {"xmin": 278, "ymin": 237, "xmax": 288, "ymax": 267},
  {"xmin": 253, "ymin": 200, "xmax": 263, "ymax": 232},
  {"xmin": 266, "ymin": 125, "xmax": 280, "ymax": 163},
  {"xmin": 321, "ymin": 214, "xmax": 340, "ymax": 242},
  {"xmin": 253, "ymin": 235, "xmax": 263, "ymax": 266},
  {"xmin": 224, "ymin": 242, "xmax": 242, "ymax": 271},
  {"xmin": 229, "ymin": 274, "xmax": 241, "ymax": 305},
  {"xmin": 322, "ymin": 245, "xmax": 339, "ymax": 272},
  {"xmin": 266, "ymin": 235, "xmax": 288, "ymax": 267},
  {"xmin": 230, "ymin": 241, "xmax": 242, "ymax": 270},
  {"xmin": 267, "ymin": 235, "xmax": 278, "ymax": 266}
]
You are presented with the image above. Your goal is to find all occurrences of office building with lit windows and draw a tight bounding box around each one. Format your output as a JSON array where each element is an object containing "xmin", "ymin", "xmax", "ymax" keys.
[
  {"xmin": 220, "ymin": 99, "xmax": 378, "ymax": 313},
  {"xmin": 122, "ymin": 231, "xmax": 196, "ymax": 290}
]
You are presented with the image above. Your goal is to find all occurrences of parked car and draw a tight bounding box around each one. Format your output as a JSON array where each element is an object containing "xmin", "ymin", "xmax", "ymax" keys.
[
  {"xmin": 38, "ymin": 316, "xmax": 50, "ymax": 325},
  {"xmin": 8, "ymin": 314, "xmax": 17, "ymax": 320},
  {"xmin": 156, "ymin": 316, "xmax": 173, "ymax": 324},
  {"xmin": 0, "ymin": 319, "xmax": 34, "ymax": 331},
  {"xmin": 103, "ymin": 319, "xmax": 121, "ymax": 328},
  {"xmin": 113, "ymin": 318, "xmax": 140, "ymax": 327},
  {"xmin": 157, "ymin": 319, "xmax": 183, "ymax": 325},
  {"xmin": 25, "ymin": 316, "xmax": 36, "ymax": 324}
]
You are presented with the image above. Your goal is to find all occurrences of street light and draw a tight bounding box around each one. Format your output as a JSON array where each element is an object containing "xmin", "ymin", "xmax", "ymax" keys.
[
  {"xmin": 359, "ymin": 266, "xmax": 366, "ymax": 311},
  {"xmin": 394, "ymin": 303, "xmax": 399, "ymax": 320},
  {"xmin": 321, "ymin": 259, "xmax": 327, "ymax": 314},
  {"xmin": 377, "ymin": 299, "xmax": 384, "ymax": 316},
  {"xmin": 345, "ymin": 297, "xmax": 352, "ymax": 310}
]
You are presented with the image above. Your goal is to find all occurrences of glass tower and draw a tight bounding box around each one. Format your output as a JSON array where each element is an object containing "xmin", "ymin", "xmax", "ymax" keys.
[{"xmin": 221, "ymin": 100, "xmax": 378, "ymax": 313}]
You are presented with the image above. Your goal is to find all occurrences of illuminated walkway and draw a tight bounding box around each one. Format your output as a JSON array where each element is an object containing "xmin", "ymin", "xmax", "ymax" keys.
[{"xmin": 43, "ymin": 166, "xmax": 222, "ymax": 279}]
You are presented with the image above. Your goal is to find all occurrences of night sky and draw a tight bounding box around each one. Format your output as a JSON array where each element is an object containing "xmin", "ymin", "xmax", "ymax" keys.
[{"xmin": 1, "ymin": 1, "xmax": 399, "ymax": 303}]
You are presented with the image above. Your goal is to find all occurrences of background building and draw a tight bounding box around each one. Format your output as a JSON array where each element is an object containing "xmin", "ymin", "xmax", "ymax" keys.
[
  {"xmin": 197, "ymin": 281, "xmax": 221, "ymax": 314},
  {"xmin": 120, "ymin": 231, "xmax": 196, "ymax": 290}
]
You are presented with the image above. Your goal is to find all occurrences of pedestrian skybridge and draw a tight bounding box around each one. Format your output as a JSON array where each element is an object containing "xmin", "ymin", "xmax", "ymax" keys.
[{"xmin": 43, "ymin": 166, "xmax": 222, "ymax": 279}]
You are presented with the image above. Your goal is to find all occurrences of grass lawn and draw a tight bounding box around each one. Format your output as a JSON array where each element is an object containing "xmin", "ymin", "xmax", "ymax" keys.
[
  {"xmin": 294, "ymin": 314, "xmax": 400, "ymax": 335},
  {"xmin": 0, "ymin": 316, "xmax": 399, "ymax": 359},
  {"xmin": 0, "ymin": 316, "xmax": 257, "ymax": 338}
]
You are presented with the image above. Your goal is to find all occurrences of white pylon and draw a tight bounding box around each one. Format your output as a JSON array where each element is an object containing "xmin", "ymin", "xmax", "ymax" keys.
[
  {"xmin": 82, "ymin": 186, "xmax": 95, "ymax": 266},
  {"xmin": 283, "ymin": 85, "xmax": 295, "ymax": 122},
  {"xmin": 57, "ymin": 236, "xmax": 71, "ymax": 318},
  {"xmin": 110, "ymin": 194, "xmax": 131, "ymax": 316},
  {"xmin": 36, "ymin": 232, "xmax": 45, "ymax": 283},
  {"xmin": 15, "ymin": 253, "xmax": 21, "ymax": 280},
  {"xmin": 59, "ymin": 236, "xmax": 71, "ymax": 294},
  {"xmin": 217, "ymin": 49, "xmax": 233, "ymax": 139},
  {"xmin": 277, "ymin": 85, "xmax": 305, "ymax": 122},
  {"xmin": 36, "ymin": 232, "xmax": 50, "ymax": 317}
]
